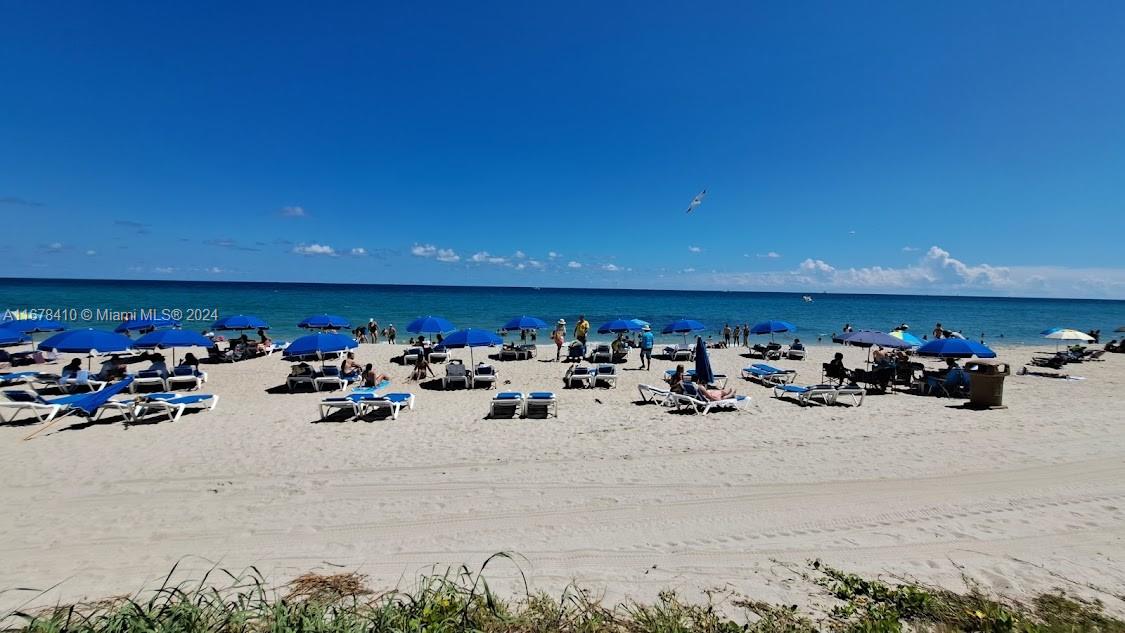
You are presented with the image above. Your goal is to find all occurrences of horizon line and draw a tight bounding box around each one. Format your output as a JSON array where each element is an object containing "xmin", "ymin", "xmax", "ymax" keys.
[{"xmin": 1, "ymin": 275, "xmax": 1122, "ymax": 304}]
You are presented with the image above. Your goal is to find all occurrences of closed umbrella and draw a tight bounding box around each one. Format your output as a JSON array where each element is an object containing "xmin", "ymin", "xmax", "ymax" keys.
[
  {"xmin": 440, "ymin": 328, "xmax": 502, "ymax": 366},
  {"xmin": 133, "ymin": 329, "xmax": 213, "ymax": 365},
  {"xmin": 693, "ymin": 336, "xmax": 714, "ymax": 386},
  {"xmin": 916, "ymin": 338, "xmax": 996, "ymax": 359}
]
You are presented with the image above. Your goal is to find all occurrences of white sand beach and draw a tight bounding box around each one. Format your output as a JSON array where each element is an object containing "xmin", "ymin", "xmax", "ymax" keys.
[{"xmin": 2, "ymin": 343, "xmax": 1124, "ymax": 614}]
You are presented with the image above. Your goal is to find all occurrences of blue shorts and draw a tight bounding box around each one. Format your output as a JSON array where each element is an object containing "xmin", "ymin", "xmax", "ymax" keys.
[{"xmin": 640, "ymin": 348, "xmax": 652, "ymax": 360}]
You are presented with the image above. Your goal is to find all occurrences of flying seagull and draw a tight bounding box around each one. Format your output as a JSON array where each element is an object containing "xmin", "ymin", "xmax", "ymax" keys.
[{"xmin": 685, "ymin": 189, "xmax": 707, "ymax": 213}]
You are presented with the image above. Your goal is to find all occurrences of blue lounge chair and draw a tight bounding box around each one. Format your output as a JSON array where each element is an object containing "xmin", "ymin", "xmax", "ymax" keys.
[
  {"xmin": 134, "ymin": 392, "xmax": 219, "ymax": 422},
  {"xmin": 2, "ymin": 377, "xmax": 135, "ymax": 438}
]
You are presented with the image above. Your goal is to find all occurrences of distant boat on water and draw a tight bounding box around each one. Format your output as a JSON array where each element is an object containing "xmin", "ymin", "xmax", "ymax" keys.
[{"xmin": 802, "ymin": 295, "xmax": 814, "ymax": 303}]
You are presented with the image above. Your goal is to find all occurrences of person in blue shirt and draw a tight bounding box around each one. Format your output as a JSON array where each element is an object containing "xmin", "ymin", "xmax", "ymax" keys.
[{"xmin": 638, "ymin": 324, "xmax": 655, "ymax": 370}]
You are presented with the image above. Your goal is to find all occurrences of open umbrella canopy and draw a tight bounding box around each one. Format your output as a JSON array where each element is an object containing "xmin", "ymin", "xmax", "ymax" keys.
[
  {"xmin": 0, "ymin": 329, "xmax": 30, "ymax": 346},
  {"xmin": 501, "ymin": 316, "xmax": 548, "ymax": 331},
  {"xmin": 597, "ymin": 318, "xmax": 644, "ymax": 334},
  {"xmin": 888, "ymin": 330, "xmax": 924, "ymax": 346},
  {"xmin": 837, "ymin": 330, "xmax": 913, "ymax": 349},
  {"xmin": 298, "ymin": 314, "xmax": 351, "ymax": 330},
  {"xmin": 114, "ymin": 316, "xmax": 181, "ymax": 333},
  {"xmin": 1042, "ymin": 328, "xmax": 1093, "ymax": 341},
  {"xmin": 37, "ymin": 329, "xmax": 132, "ymax": 354},
  {"xmin": 441, "ymin": 328, "xmax": 503, "ymax": 348},
  {"xmin": 283, "ymin": 333, "xmax": 358, "ymax": 360},
  {"xmin": 213, "ymin": 315, "xmax": 269, "ymax": 331},
  {"xmin": 750, "ymin": 320, "xmax": 796, "ymax": 335},
  {"xmin": 406, "ymin": 315, "xmax": 455, "ymax": 334},
  {"xmin": 693, "ymin": 336, "xmax": 714, "ymax": 385},
  {"xmin": 0, "ymin": 318, "xmax": 67, "ymax": 333},
  {"xmin": 133, "ymin": 329, "xmax": 213, "ymax": 349},
  {"xmin": 917, "ymin": 338, "xmax": 996, "ymax": 358},
  {"xmin": 662, "ymin": 319, "xmax": 706, "ymax": 334}
]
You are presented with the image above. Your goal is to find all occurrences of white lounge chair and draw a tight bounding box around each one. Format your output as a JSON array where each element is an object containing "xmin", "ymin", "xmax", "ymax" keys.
[
  {"xmin": 772, "ymin": 383, "xmax": 837, "ymax": 406},
  {"xmin": 589, "ymin": 344, "xmax": 612, "ymax": 364},
  {"xmin": 740, "ymin": 364, "xmax": 798, "ymax": 386},
  {"xmin": 0, "ymin": 377, "xmax": 135, "ymax": 432},
  {"xmin": 443, "ymin": 360, "xmax": 470, "ymax": 390},
  {"xmin": 0, "ymin": 371, "xmax": 40, "ymax": 387},
  {"xmin": 287, "ymin": 371, "xmax": 318, "ymax": 392},
  {"xmin": 594, "ymin": 364, "xmax": 618, "ymax": 388},
  {"xmin": 472, "ymin": 363, "xmax": 497, "ymax": 389},
  {"xmin": 564, "ymin": 365, "xmax": 597, "ymax": 389},
  {"xmin": 360, "ymin": 393, "xmax": 414, "ymax": 420},
  {"xmin": 671, "ymin": 383, "xmax": 751, "ymax": 415},
  {"xmin": 488, "ymin": 391, "xmax": 524, "ymax": 418},
  {"xmin": 664, "ymin": 344, "xmax": 694, "ymax": 361},
  {"xmin": 314, "ymin": 366, "xmax": 359, "ymax": 392},
  {"xmin": 403, "ymin": 347, "xmax": 423, "ymax": 366},
  {"xmin": 130, "ymin": 369, "xmax": 168, "ymax": 393},
  {"xmin": 524, "ymin": 391, "xmax": 557, "ymax": 418},
  {"xmin": 319, "ymin": 392, "xmax": 381, "ymax": 420},
  {"xmin": 637, "ymin": 383, "xmax": 675, "ymax": 406},
  {"xmin": 786, "ymin": 346, "xmax": 807, "ymax": 360},
  {"xmin": 167, "ymin": 366, "xmax": 207, "ymax": 391},
  {"xmin": 133, "ymin": 392, "xmax": 219, "ymax": 422},
  {"xmin": 834, "ymin": 384, "xmax": 866, "ymax": 406},
  {"xmin": 59, "ymin": 370, "xmax": 107, "ymax": 393},
  {"xmin": 428, "ymin": 345, "xmax": 449, "ymax": 363}
]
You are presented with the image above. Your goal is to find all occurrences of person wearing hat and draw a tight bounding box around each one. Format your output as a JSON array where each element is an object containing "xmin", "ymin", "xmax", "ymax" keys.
[
  {"xmin": 553, "ymin": 319, "xmax": 567, "ymax": 361},
  {"xmin": 638, "ymin": 323, "xmax": 655, "ymax": 370}
]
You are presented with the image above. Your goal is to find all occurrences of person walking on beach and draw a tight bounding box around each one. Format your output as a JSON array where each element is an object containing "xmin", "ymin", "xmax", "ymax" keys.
[
  {"xmin": 387, "ymin": 324, "xmax": 397, "ymax": 345},
  {"xmin": 553, "ymin": 319, "xmax": 566, "ymax": 360},
  {"xmin": 368, "ymin": 319, "xmax": 378, "ymax": 343},
  {"xmin": 722, "ymin": 323, "xmax": 732, "ymax": 347},
  {"xmin": 574, "ymin": 315, "xmax": 590, "ymax": 354},
  {"xmin": 638, "ymin": 324, "xmax": 654, "ymax": 370}
]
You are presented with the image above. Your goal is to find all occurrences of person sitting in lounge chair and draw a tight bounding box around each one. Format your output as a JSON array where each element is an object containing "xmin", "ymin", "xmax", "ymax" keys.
[
  {"xmin": 408, "ymin": 354, "xmax": 434, "ymax": 382},
  {"xmin": 362, "ymin": 363, "xmax": 391, "ymax": 387},
  {"xmin": 695, "ymin": 383, "xmax": 737, "ymax": 401},
  {"xmin": 340, "ymin": 352, "xmax": 362, "ymax": 379},
  {"xmin": 146, "ymin": 354, "xmax": 170, "ymax": 378},
  {"xmin": 97, "ymin": 355, "xmax": 128, "ymax": 381},
  {"xmin": 61, "ymin": 358, "xmax": 82, "ymax": 380},
  {"xmin": 257, "ymin": 328, "xmax": 272, "ymax": 348},
  {"xmin": 180, "ymin": 353, "xmax": 200, "ymax": 369},
  {"xmin": 666, "ymin": 364, "xmax": 687, "ymax": 394}
]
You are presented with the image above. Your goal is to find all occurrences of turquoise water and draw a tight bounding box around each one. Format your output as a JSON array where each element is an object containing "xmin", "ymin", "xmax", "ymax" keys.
[{"xmin": 1, "ymin": 278, "xmax": 1122, "ymax": 345}]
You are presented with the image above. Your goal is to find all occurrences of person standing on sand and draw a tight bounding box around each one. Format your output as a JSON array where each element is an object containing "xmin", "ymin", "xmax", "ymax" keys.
[
  {"xmin": 638, "ymin": 324, "xmax": 654, "ymax": 370},
  {"xmin": 387, "ymin": 324, "xmax": 397, "ymax": 345},
  {"xmin": 553, "ymin": 319, "xmax": 566, "ymax": 360},
  {"xmin": 722, "ymin": 324, "xmax": 732, "ymax": 346},
  {"xmin": 369, "ymin": 319, "xmax": 378, "ymax": 343},
  {"xmin": 741, "ymin": 324, "xmax": 749, "ymax": 347},
  {"xmin": 574, "ymin": 315, "xmax": 590, "ymax": 354}
]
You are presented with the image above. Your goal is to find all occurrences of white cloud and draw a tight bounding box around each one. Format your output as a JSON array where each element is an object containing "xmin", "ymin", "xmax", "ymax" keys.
[
  {"xmin": 513, "ymin": 250, "xmax": 526, "ymax": 259},
  {"xmin": 567, "ymin": 261, "xmax": 582, "ymax": 269},
  {"xmin": 527, "ymin": 260, "xmax": 543, "ymax": 269},
  {"xmin": 293, "ymin": 243, "xmax": 337, "ymax": 256},
  {"xmin": 350, "ymin": 247, "xmax": 367, "ymax": 256},
  {"xmin": 757, "ymin": 251, "xmax": 781, "ymax": 259},
  {"xmin": 154, "ymin": 266, "xmax": 176, "ymax": 274},
  {"xmin": 411, "ymin": 243, "xmax": 460, "ymax": 262},
  {"xmin": 799, "ymin": 258, "xmax": 836, "ymax": 273},
  {"xmin": 688, "ymin": 245, "xmax": 703, "ymax": 253},
  {"xmin": 601, "ymin": 263, "xmax": 622, "ymax": 272},
  {"xmin": 682, "ymin": 267, "xmax": 696, "ymax": 273},
  {"xmin": 848, "ymin": 230, "xmax": 857, "ymax": 235},
  {"xmin": 470, "ymin": 251, "xmax": 507, "ymax": 265},
  {"xmin": 902, "ymin": 246, "xmax": 919, "ymax": 252},
  {"xmin": 548, "ymin": 251, "xmax": 560, "ymax": 259},
  {"xmin": 85, "ymin": 250, "xmax": 97, "ymax": 256},
  {"xmin": 280, "ymin": 205, "xmax": 306, "ymax": 217},
  {"xmin": 45, "ymin": 242, "xmax": 64, "ymax": 253},
  {"xmin": 205, "ymin": 266, "xmax": 223, "ymax": 274}
]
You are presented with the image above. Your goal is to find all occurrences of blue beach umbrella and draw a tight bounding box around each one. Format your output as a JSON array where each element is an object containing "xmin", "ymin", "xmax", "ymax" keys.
[
  {"xmin": 750, "ymin": 319, "xmax": 796, "ymax": 342},
  {"xmin": 597, "ymin": 318, "xmax": 645, "ymax": 334},
  {"xmin": 406, "ymin": 315, "xmax": 455, "ymax": 335},
  {"xmin": 693, "ymin": 336, "xmax": 714, "ymax": 386},
  {"xmin": 133, "ymin": 329, "xmax": 213, "ymax": 365},
  {"xmin": 115, "ymin": 316, "xmax": 181, "ymax": 333},
  {"xmin": 213, "ymin": 315, "xmax": 270, "ymax": 331},
  {"xmin": 441, "ymin": 328, "xmax": 502, "ymax": 365},
  {"xmin": 298, "ymin": 314, "xmax": 351, "ymax": 330},
  {"xmin": 916, "ymin": 338, "xmax": 996, "ymax": 359},
  {"xmin": 0, "ymin": 318, "xmax": 67, "ymax": 334},
  {"xmin": 38, "ymin": 329, "xmax": 133, "ymax": 366},
  {"xmin": 501, "ymin": 316, "xmax": 549, "ymax": 331},
  {"xmin": 0, "ymin": 329, "xmax": 30, "ymax": 346},
  {"xmin": 283, "ymin": 332, "xmax": 359, "ymax": 361},
  {"xmin": 662, "ymin": 319, "xmax": 705, "ymax": 344}
]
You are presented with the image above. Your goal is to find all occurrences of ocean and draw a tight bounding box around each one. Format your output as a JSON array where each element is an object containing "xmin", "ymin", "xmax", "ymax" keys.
[{"xmin": 1, "ymin": 278, "xmax": 1121, "ymax": 345}]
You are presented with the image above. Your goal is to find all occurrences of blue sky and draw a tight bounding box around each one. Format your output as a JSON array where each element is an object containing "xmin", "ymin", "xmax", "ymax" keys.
[{"xmin": 2, "ymin": 2, "xmax": 1124, "ymax": 298}]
